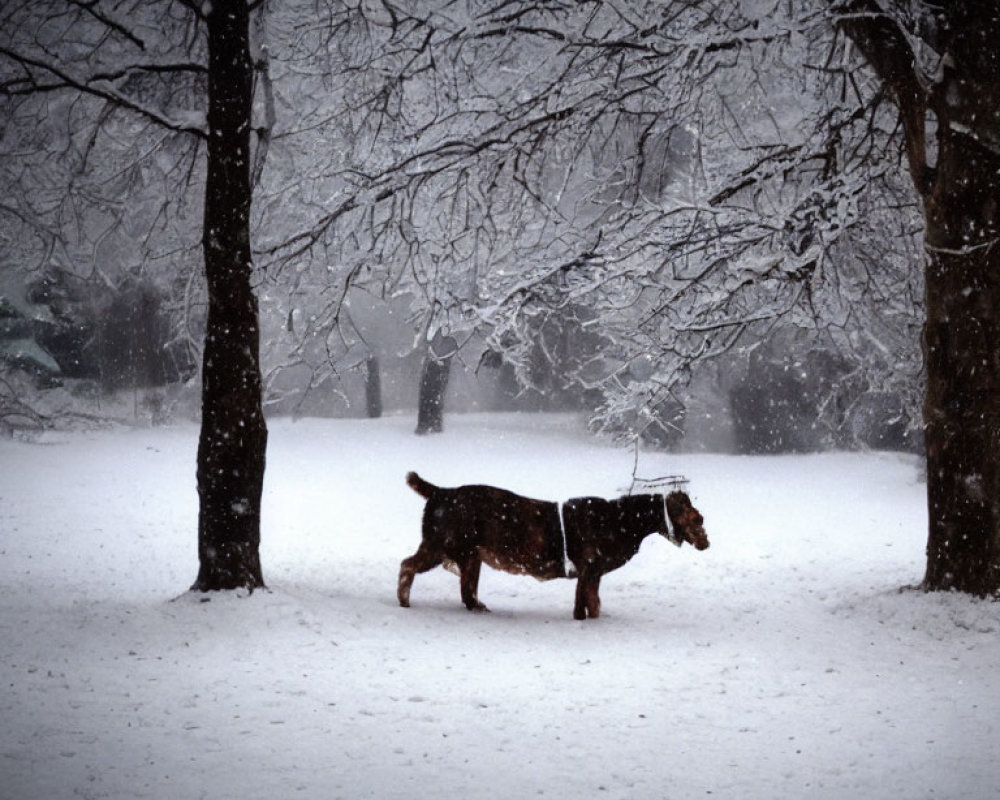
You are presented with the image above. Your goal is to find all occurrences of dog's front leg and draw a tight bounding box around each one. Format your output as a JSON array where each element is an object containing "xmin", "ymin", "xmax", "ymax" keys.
[
  {"xmin": 573, "ymin": 570, "xmax": 601, "ymax": 620},
  {"xmin": 459, "ymin": 554, "xmax": 489, "ymax": 612}
]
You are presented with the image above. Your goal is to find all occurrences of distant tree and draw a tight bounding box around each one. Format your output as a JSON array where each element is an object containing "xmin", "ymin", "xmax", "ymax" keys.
[
  {"xmin": 363, "ymin": 354, "xmax": 382, "ymax": 419},
  {"xmin": 728, "ymin": 332, "xmax": 851, "ymax": 454},
  {"xmin": 415, "ymin": 332, "xmax": 456, "ymax": 434},
  {"xmin": 92, "ymin": 277, "xmax": 189, "ymax": 390}
]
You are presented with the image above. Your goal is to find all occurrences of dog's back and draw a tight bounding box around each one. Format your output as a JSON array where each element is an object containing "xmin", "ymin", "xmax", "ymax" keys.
[{"xmin": 407, "ymin": 472, "xmax": 566, "ymax": 580}]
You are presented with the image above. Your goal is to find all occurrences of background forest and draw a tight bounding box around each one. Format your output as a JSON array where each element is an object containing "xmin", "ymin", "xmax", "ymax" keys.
[{"xmin": 1, "ymin": 0, "xmax": 923, "ymax": 454}]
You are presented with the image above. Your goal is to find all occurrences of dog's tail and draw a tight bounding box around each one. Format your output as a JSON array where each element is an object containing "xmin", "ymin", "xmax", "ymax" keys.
[{"xmin": 406, "ymin": 471, "xmax": 437, "ymax": 499}]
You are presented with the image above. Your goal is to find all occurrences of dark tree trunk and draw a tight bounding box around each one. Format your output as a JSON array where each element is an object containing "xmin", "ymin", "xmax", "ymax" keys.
[
  {"xmin": 415, "ymin": 335, "xmax": 456, "ymax": 435},
  {"xmin": 192, "ymin": 0, "xmax": 267, "ymax": 592},
  {"xmin": 838, "ymin": 1, "xmax": 1000, "ymax": 595},
  {"xmin": 921, "ymin": 109, "xmax": 1000, "ymax": 596},
  {"xmin": 364, "ymin": 354, "xmax": 382, "ymax": 419},
  {"xmin": 415, "ymin": 355, "xmax": 451, "ymax": 434}
]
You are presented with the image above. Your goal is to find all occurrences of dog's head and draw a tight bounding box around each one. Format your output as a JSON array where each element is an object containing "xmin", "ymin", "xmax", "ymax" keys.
[{"xmin": 664, "ymin": 491, "xmax": 709, "ymax": 550}]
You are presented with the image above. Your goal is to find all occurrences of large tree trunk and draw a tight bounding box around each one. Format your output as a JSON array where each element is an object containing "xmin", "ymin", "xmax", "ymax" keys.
[
  {"xmin": 921, "ymin": 115, "xmax": 1000, "ymax": 595},
  {"xmin": 838, "ymin": 1, "xmax": 1000, "ymax": 595},
  {"xmin": 192, "ymin": 0, "xmax": 267, "ymax": 592}
]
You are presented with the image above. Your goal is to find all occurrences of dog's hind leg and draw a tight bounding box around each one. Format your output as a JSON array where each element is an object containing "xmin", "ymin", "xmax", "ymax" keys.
[
  {"xmin": 398, "ymin": 543, "xmax": 443, "ymax": 607},
  {"xmin": 459, "ymin": 553, "xmax": 488, "ymax": 613},
  {"xmin": 584, "ymin": 573, "xmax": 602, "ymax": 619}
]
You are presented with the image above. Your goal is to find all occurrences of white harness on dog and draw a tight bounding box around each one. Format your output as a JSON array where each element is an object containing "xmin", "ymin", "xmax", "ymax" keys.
[
  {"xmin": 557, "ymin": 503, "xmax": 577, "ymax": 578},
  {"xmin": 661, "ymin": 494, "xmax": 683, "ymax": 547}
]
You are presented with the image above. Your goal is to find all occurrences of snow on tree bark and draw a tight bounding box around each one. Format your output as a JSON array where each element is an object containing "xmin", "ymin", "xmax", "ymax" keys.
[{"xmin": 192, "ymin": 0, "xmax": 267, "ymax": 592}]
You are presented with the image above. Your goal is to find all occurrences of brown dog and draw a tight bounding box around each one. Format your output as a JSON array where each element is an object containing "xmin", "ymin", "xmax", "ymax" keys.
[{"xmin": 397, "ymin": 472, "xmax": 708, "ymax": 619}]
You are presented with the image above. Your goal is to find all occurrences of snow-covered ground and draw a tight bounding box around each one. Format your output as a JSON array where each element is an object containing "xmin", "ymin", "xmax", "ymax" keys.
[{"xmin": 1, "ymin": 413, "xmax": 997, "ymax": 800}]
